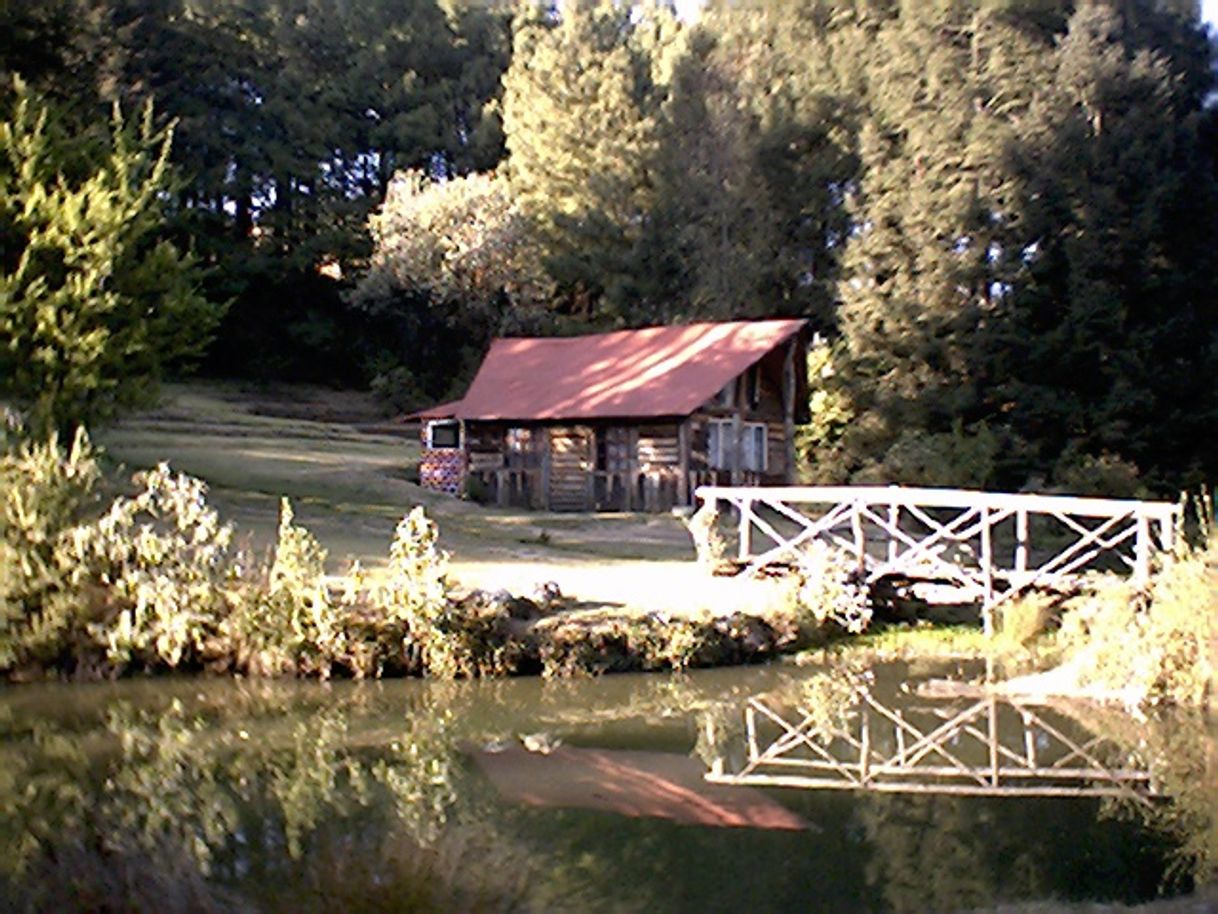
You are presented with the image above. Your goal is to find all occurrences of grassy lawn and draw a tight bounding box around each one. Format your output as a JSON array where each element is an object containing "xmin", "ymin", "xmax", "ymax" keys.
[{"xmin": 96, "ymin": 382, "xmax": 787, "ymax": 616}]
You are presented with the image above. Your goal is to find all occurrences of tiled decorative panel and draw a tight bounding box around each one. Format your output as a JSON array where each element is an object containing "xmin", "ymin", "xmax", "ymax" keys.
[{"xmin": 420, "ymin": 448, "xmax": 466, "ymax": 495}]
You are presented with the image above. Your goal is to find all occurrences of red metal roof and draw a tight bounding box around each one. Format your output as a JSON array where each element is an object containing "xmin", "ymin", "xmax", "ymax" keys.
[
  {"xmin": 409, "ymin": 399, "xmax": 463, "ymax": 420},
  {"xmin": 433, "ymin": 319, "xmax": 806, "ymax": 422}
]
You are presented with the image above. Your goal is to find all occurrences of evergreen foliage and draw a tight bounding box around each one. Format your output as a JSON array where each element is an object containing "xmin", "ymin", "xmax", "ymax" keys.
[
  {"xmin": 821, "ymin": 0, "xmax": 1218, "ymax": 492},
  {"xmin": 502, "ymin": 0, "xmax": 671, "ymax": 318},
  {"xmin": 0, "ymin": 83, "xmax": 218, "ymax": 434},
  {"xmin": 3, "ymin": 0, "xmax": 1218, "ymax": 492}
]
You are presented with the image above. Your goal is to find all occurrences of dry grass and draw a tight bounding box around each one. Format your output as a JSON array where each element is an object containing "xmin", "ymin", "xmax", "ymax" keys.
[{"xmin": 95, "ymin": 383, "xmax": 784, "ymax": 618}]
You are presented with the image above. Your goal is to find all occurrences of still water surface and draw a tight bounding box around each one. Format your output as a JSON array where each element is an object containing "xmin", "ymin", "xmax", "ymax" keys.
[{"xmin": 0, "ymin": 661, "xmax": 1212, "ymax": 913}]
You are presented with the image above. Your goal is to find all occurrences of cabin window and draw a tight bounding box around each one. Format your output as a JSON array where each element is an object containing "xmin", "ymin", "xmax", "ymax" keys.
[
  {"xmin": 716, "ymin": 379, "xmax": 735, "ymax": 409},
  {"xmin": 506, "ymin": 427, "xmax": 529, "ymax": 452},
  {"xmin": 505, "ymin": 427, "xmax": 532, "ymax": 467},
  {"xmin": 427, "ymin": 420, "xmax": 461, "ymax": 450},
  {"xmin": 707, "ymin": 420, "xmax": 728, "ymax": 469},
  {"xmin": 707, "ymin": 420, "xmax": 766, "ymax": 471},
  {"xmin": 743, "ymin": 423, "xmax": 767, "ymax": 472},
  {"xmin": 745, "ymin": 364, "xmax": 762, "ymax": 408}
]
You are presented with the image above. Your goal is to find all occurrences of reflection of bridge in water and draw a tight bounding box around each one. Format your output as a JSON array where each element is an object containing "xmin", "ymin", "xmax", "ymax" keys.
[{"xmin": 704, "ymin": 686, "xmax": 1161, "ymax": 803}]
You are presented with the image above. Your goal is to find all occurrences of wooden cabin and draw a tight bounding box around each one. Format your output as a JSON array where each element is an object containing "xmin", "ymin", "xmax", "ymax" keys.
[{"xmin": 414, "ymin": 319, "xmax": 810, "ymax": 512}]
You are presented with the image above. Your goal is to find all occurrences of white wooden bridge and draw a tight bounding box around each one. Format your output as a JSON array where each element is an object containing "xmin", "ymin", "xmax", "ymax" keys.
[
  {"xmin": 695, "ymin": 485, "xmax": 1182, "ymax": 631},
  {"xmin": 703, "ymin": 686, "xmax": 1160, "ymax": 802}
]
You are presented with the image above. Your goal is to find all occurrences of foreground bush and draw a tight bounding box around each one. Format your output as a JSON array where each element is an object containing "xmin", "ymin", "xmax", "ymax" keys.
[
  {"xmin": 0, "ymin": 429, "xmax": 101, "ymax": 669},
  {"xmin": 1050, "ymin": 542, "xmax": 1216, "ymax": 707},
  {"xmin": 1, "ymin": 431, "xmax": 804, "ymax": 682},
  {"xmin": 0, "ymin": 432, "xmax": 450, "ymax": 679}
]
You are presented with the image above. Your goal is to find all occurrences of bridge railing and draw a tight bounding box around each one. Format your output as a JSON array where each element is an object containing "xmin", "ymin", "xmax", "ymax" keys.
[{"xmin": 694, "ymin": 485, "xmax": 1182, "ymax": 629}]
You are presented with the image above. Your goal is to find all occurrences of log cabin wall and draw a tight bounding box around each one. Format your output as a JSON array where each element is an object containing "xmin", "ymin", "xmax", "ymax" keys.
[
  {"xmin": 545, "ymin": 422, "xmax": 682, "ymax": 512},
  {"xmin": 686, "ymin": 349, "xmax": 793, "ymax": 487},
  {"xmin": 547, "ymin": 425, "xmax": 593, "ymax": 511},
  {"xmin": 465, "ymin": 423, "xmax": 546, "ymax": 508},
  {"xmin": 634, "ymin": 422, "xmax": 682, "ymax": 511}
]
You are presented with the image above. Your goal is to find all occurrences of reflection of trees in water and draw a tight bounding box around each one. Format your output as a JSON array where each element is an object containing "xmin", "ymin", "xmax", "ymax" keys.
[
  {"xmin": 501, "ymin": 801, "xmax": 869, "ymax": 914},
  {"xmin": 1, "ymin": 669, "xmax": 1214, "ymax": 913},
  {"xmin": 858, "ymin": 793, "xmax": 1020, "ymax": 913},
  {"xmin": 0, "ymin": 688, "xmax": 524, "ymax": 912},
  {"xmin": 855, "ymin": 789, "xmax": 1194, "ymax": 912},
  {"xmin": 1074, "ymin": 704, "xmax": 1218, "ymax": 892},
  {"xmin": 0, "ymin": 668, "xmax": 789, "ymax": 905},
  {"xmin": 850, "ymin": 765, "xmax": 1199, "ymax": 913}
]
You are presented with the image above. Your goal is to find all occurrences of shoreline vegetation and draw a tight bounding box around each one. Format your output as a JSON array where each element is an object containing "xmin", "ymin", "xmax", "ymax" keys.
[
  {"xmin": 0, "ymin": 385, "xmax": 1213, "ymax": 711},
  {"xmin": 1, "ymin": 426, "xmax": 809, "ymax": 682}
]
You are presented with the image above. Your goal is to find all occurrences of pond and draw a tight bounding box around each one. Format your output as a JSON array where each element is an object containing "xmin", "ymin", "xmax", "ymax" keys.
[{"xmin": 1, "ymin": 661, "xmax": 1214, "ymax": 913}]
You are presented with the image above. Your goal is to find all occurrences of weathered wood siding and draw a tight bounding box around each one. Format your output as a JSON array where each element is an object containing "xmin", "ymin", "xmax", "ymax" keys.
[
  {"xmin": 548, "ymin": 426, "xmax": 592, "ymax": 511},
  {"xmin": 635, "ymin": 422, "xmax": 681, "ymax": 511},
  {"xmin": 686, "ymin": 346, "xmax": 795, "ymax": 485}
]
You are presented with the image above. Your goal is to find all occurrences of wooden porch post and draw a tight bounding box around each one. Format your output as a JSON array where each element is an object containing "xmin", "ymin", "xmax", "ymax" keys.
[
  {"xmin": 731, "ymin": 414, "xmax": 742, "ymax": 487},
  {"xmin": 626, "ymin": 427, "xmax": 638, "ymax": 511},
  {"xmin": 677, "ymin": 419, "xmax": 691, "ymax": 506},
  {"xmin": 782, "ymin": 339, "xmax": 797, "ymax": 484},
  {"xmin": 583, "ymin": 425, "xmax": 594, "ymax": 512},
  {"xmin": 540, "ymin": 428, "xmax": 552, "ymax": 512}
]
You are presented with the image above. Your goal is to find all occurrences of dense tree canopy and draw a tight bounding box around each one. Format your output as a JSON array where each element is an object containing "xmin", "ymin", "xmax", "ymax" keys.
[{"xmin": 3, "ymin": 0, "xmax": 1216, "ymax": 492}]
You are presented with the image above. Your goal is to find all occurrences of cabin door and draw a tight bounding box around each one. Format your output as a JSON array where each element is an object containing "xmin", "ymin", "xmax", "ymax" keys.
[
  {"xmin": 547, "ymin": 426, "xmax": 592, "ymax": 511},
  {"xmin": 594, "ymin": 427, "xmax": 631, "ymax": 511}
]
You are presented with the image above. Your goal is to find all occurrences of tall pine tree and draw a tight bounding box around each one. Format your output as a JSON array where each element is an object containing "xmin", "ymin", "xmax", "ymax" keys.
[
  {"xmin": 834, "ymin": 2, "xmax": 1054, "ymax": 484},
  {"xmin": 502, "ymin": 0, "xmax": 672, "ymax": 319},
  {"xmin": 993, "ymin": 1, "xmax": 1218, "ymax": 490}
]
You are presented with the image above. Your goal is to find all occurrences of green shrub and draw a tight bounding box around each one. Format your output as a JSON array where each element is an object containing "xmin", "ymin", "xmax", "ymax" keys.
[
  {"xmin": 1051, "ymin": 448, "xmax": 1145, "ymax": 498},
  {"xmin": 853, "ymin": 421, "xmax": 999, "ymax": 489},
  {"xmin": 224, "ymin": 499, "xmax": 349, "ymax": 678},
  {"xmin": 0, "ymin": 431, "xmax": 249, "ymax": 674},
  {"xmin": 795, "ymin": 343, "xmax": 856, "ymax": 485},
  {"xmin": 1055, "ymin": 545, "xmax": 1214, "ymax": 706},
  {"xmin": 68, "ymin": 464, "xmax": 241, "ymax": 672},
  {"xmin": 0, "ymin": 428, "xmax": 101, "ymax": 668},
  {"xmin": 994, "ymin": 590, "xmax": 1059, "ymax": 648},
  {"xmin": 793, "ymin": 542, "xmax": 872, "ymax": 636},
  {"xmin": 369, "ymin": 364, "xmax": 429, "ymax": 416},
  {"xmin": 375, "ymin": 506, "xmax": 515, "ymax": 678}
]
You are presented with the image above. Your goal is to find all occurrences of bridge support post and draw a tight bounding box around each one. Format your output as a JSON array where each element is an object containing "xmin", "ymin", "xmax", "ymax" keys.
[
  {"xmin": 1015, "ymin": 509, "xmax": 1028, "ymax": 577},
  {"xmin": 851, "ymin": 501, "xmax": 865, "ymax": 573},
  {"xmin": 1135, "ymin": 514, "xmax": 1151, "ymax": 587},
  {"xmin": 887, "ymin": 502, "xmax": 899, "ymax": 564},
  {"xmin": 981, "ymin": 506, "xmax": 994, "ymax": 636},
  {"xmin": 738, "ymin": 498, "xmax": 753, "ymax": 562}
]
